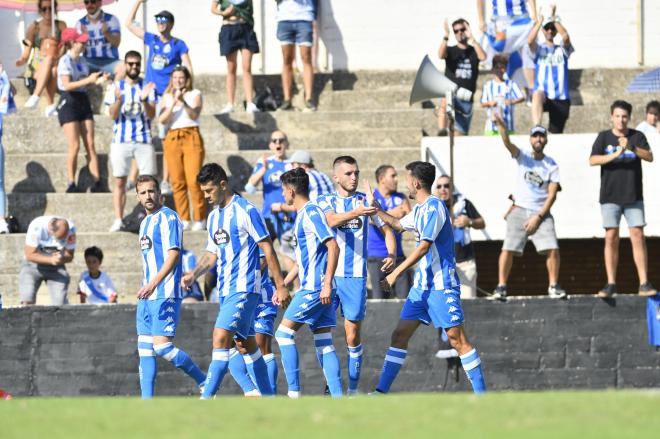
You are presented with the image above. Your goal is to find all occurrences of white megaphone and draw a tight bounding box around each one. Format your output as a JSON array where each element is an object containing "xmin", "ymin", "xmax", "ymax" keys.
[{"xmin": 409, "ymin": 55, "xmax": 473, "ymax": 105}]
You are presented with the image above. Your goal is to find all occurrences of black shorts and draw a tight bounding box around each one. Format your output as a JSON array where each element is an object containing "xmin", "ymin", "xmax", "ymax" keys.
[
  {"xmin": 542, "ymin": 98, "xmax": 570, "ymax": 134},
  {"xmin": 57, "ymin": 91, "xmax": 94, "ymax": 126},
  {"xmin": 219, "ymin": 23, "xmax": 260, "ymax": 56}
]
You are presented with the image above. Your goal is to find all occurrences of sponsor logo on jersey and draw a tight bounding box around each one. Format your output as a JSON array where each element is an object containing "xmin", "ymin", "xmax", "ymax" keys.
[
  {"xmin": 140, "ymin": 235, "xmax": 153, "ymax": 252},
  {"xmin": 338, "ymin": 217, "xmax": 362, "ymax": 232},
  {"xmin": 213, "ymin": 229, "xmax": 230, "ymax": 247}
]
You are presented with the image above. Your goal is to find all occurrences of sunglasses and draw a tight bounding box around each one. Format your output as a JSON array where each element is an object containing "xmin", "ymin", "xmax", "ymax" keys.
[
  {"xmin": 436, "ymin": 183, "xmax": 451, "ymax": 189},
  {"xmin": 531, "ymin": 133, "xmax": 547, "ymax": 138},
  {"xmin": 84, "ymin": 0, "xmax": 98, "ymax": 5},
  {"xmin": 40, "ymin": 6, "xmax": 52, "ymax": 12},
  {"xmin": 271, "ymin": 138, "xmax": 287, "ymax": 144},
  {"xmin": 155, "ymin": 16, "xmax": 170, "ymax": 24},
  {"xmin": 126, "ymin": 61, "xmax": 141, "ymax": 67},
  {"xmin": 453, "ymin": 27, "xmax": 466, "ymax": 33}
]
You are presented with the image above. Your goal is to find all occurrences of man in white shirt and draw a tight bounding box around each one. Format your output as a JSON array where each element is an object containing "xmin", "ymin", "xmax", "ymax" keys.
[
  {"xmin": 490, "ymin": 114, "xmax": 565, "ymax": 300},
  {"xmin": 636, "ymin": 101, "xmax": 659, "ymax": 136}
]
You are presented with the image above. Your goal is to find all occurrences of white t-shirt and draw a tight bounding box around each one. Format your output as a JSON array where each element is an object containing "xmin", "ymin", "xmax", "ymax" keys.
[
  {"xmin": 57, "ymin": 52, "xmax": 90, "ymax": 92},
  {"xmin": 512, "ymin": 149, "xmax": 560, "ymax": 211},
  {"xmin": 78, "ymin": 271, "xmax": 118, "ymax": 304},
  {"xmin": 636, "ymin": 121, "xmax": 658, "ymax": 136},
  {"xmin": 276, "ymin": 0, "xmax": 315, "ymax": 22},
  {"xmin": 162, "ymin": 89, "xmax": 202, "ymax": 130},
  {"xmin": 25, "ymin": 216, "xmax": 77, "ymax": 257}
]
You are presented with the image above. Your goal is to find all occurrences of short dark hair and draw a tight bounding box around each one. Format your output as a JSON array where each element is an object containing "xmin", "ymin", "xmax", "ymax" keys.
[
  {"xmin": 375, "ymin": 165, "xmax": 394, "ymax": 182},
  {"xmin": 452, "ymin": 18, "xmax": 468, "ymax": 28},
  {"xmin": 405, "ymin": 161, "xmax": 436, "ymax": 191},
  {"xmin": 610, "ymin": 100, "xmax": 633, "ymax": 116},
  {"xmin": 280, "ymin": 168, "xmax": 309, "ymax": 197},
  {"xmin": 136, "ymin": 175, "xmax": 160, "ymax": 192},
  {"xmin": 124, "ymin": 50, "xmax": 141, "ymax": 62},
  {"xmin": 84, "ymin": 246, "xmax": 104, "ymax": 263},
  {"xmin": 492, "ymin": 54, "xmax": 508, "ymax": 69},
  {"xmin": 646, "ymin": 100, "xmax": 660, "ymax": 114},
  {"xmin": 197, "ymin": 163, "xmax": 228, "ymax": 185},
  {"xmin": 333, "ymin": 155, "xmax": 357, "ymax": 168}
]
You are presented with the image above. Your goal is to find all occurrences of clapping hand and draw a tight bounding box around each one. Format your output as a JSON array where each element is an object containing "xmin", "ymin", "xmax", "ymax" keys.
[{"xmin": 141, "ymin": 82, "xmax": 156, "ymax": 101}]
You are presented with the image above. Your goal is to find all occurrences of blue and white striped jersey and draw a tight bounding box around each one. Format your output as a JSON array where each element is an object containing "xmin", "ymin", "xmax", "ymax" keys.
[
  {"xmin": 481, "ymin": 78, "xmax": 524, "ymax": 132},
  {"xmin": 78, "ymin": 271, "xmax": 117, "ymax": 304},
  {"xmin": 400, "ymin": 195, "xmax": 460, "ymax": 291},
  {"xmin": 139, "ymin": 206, "xmax": 183, "ymax": 300},
  {"xmin": 76, "ymin": 12, "xmax": 121, "ymax": 59},
  {"xmin": 307, "ymin": 168, "xmax": 333, "ymax": 201},
  {"xmin": 258, "ymin": 250, "xmax": 275, "ymax": 304},
  {"xmin": 533, "ymin": 42, "xmax": 574, "ymax": 100},
  {"xmin": 104, "ymin": 79, "xmax": 155, "ymax": 144},
  {"xmin": 206, "ymin": 195, "xmax": 270, "ymax": 297},
  {"xmin": 317, "ymin": 191, "xmax": 384, "ymax": 278},
  {"xmin": 293, "ymin": 202, "xmax": 335, "ymax": 291},
  {"xmin": 491, "ymin": 0, "xmax": 528, "ymax": 17}
]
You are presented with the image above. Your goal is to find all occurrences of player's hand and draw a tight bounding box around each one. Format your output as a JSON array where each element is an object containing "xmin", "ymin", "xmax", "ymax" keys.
[
  {"xmin": 380, "ymin": 274, "xmax": 395, "ymax": 294},
  {"xmin": 381, "ymin": 256, "xmax": 395, "ymax": 273},
  {"xmin": 101, "ymin": 21, "xmax": 108, "ymax": 35},
  {"xmin": 271, "ymin": 203, "xmax": 282, "ymax": 213},
  {"xmin": 224, "ymin": 5, "xmax": 235, "ymax": 16},
  {"xmin": 80, "ymin": 24, "xmax": 88, "ymax": 34},
  {"xmin": 181, "ymin": 272, "xmax": 195, "ymax": 290},
  {"xmin": 87, "ymin": 71, "xmax": 102, "ymax": 85},
  {"xmin": 320, "ymin": 284, "xmax": 333, "ymax": 305},
  {"xmin": 362, "ymin": 179, "xmax": 381, "ymax": 210},
  {"xmin": 273, "ymin": 285, "xmax": 291, "ymax": 309},
  {"xmin": 524, "ymin": 215, "xmax": 541, "ymax": 234},
  {"xmin": 464, "ymin": 22, "xmax": 473, "ymax": 40},
  {"xmin": 454, "ymin": 215, "xmax": 470, "ymax": 228},
  {"xmin": 137, "ymin": 282, "xmax": 156, "ymax": 299},
  {"xmin": 355, "ymin": 200, "xmax": 377, "ymax": 217},
  {"xmin": 141, "ymin": 82, "xmax": 156, "ymax": 101},
  {"xmin": 50, "ymin": 253, "xmax": 64, "ymax": 266}
]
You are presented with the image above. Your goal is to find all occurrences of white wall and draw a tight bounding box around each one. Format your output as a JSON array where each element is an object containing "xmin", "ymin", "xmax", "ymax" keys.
[
  {"xmin": 421, "ymin": 133, "xmax": 660, "ymax": 241},
  {"xmin": 1, "ymin": 0, "xmax": 658, "ymax": 75}
]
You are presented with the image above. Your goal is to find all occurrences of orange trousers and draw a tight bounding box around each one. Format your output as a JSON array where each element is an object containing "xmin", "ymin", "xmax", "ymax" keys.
[{"xmin": 163, "ymin": 126, "xmax": 205, "ymax": 221}]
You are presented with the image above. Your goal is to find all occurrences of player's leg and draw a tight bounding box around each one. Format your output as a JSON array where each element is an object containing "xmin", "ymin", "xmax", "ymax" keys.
[
  {"xmin": 256, "ymin": 308, "xmax": 278, "ymax": 393},
  {"xmin": 136, "ymin": 300, "xmax": 157, "ymax": 399},
  {"xmin": 202, "ymin": 327, "xmax": 235, "ymax": 398},
  {"xmin": 311, "ymin": 327, "xmax": 342, "ymax": 397},
  {"xmin": 374, "ymin": 319, "xmax": 420, "ymax": 393},
  {"xmin": 228, "ymin": 344, "xmax": 260, "ymax": 397},
  {"xmin": 275, "ymin": 318, "xmax": 304, "ymax": 398},
  {"xmin": 445, "ymin": 326, "xmax": 486, "ymax": 394},
  {"xmin": 236, "ymin": 335, "xmax": 273, "ymax": 396},
  {"xmin": 336, "ymin": 276, "xmax": 367, "ymax": 395}
]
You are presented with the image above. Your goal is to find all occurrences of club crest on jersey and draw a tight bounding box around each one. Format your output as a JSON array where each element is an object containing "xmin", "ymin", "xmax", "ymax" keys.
[
  {"xmin": 268, "ymin": 171, "xmax": 283, "ymax": 185},
  {"xmin": 339, "ymin": 217, "xmax": 362, "ymax": 232},
  {"xmin": 121, "ymin": 101, "xmax": 144, "ymax": 119},
  {"xmin": 213, "ymin": 229, "xmax": 230, "ymax": 247},
  {"xmin": 140, "ymin": 235, "xmax": 152, "ymax": 252}
]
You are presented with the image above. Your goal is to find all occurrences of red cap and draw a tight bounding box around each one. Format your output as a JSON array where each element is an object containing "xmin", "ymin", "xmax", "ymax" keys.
[{"xmin": 61, "ymin": 28, "xmax": 89, "ymax": 44}]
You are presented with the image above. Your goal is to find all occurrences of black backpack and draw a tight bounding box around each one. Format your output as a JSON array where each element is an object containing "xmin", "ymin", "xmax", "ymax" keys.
[{"xmin": 253, "ymin": 86, "xmax": 278, "ymax": 112}]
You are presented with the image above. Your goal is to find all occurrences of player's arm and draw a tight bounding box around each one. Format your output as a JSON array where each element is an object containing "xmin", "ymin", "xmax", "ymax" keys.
[
  {"xmin": 382, "ymin": 241, "xmax": 432, "ymax": 291},
  {"xmin": 388, "ymin": 198, "xmax": 411, "ymax": 218},
  {"xmin": 180, "ymin": 90, "xmax": 202, "ymax": 120},
  {"xmin": 438, "ymin": 18, "xmax": 450, "ymax": 59},
  {"xmin": 61, "ymin": 248, "xmax": 75, "ymax": 264},
  {"xmin": 476, "ymin": 0, "xmax": 486, "ymax": 33},
  {"xmin": 629, "ymin": 137, "xmax": 654, "ymax": 162},
  {"xmin": 324, "ymin": 205, "xmax": 376, "ymax": 228},
  {"xmin": 493, "ymin": 113, "xmax": 520, "ymax": 157},
  {"xmin": 320, "ymin": 238, "xmax": 339, "ymax": 305},
  {"xmin": 258, "ymin": 238, "xmax": 291, "ymax": 309},
  {"xmin": 125, "ymin": 0, "xmax": 146, "ymax": 39},
  {"xmin": 283, "ymin": 264, "xmax": 299, "ymax": 287},
  {"xmin": 182, "ymin": 251, "xmax": 218, "ymax": 287},
  {"xmin": 137, "ymin": 248, "xmax": 180, "ymax": 299},
  {"xmin": 380, "ymin": 224, "xmax": 397, "ymax": 272}
]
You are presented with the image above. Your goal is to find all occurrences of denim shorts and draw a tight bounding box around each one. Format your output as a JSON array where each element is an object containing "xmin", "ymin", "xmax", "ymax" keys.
[
  {"xmin": 601, "ymin": 201, "xmax": 646, "ymax": 229},
  {"xmin": 453, "ymin": 98, "xmax": 473, "ymax": 135},
  {"xmin": 277, "ymin": 20, "xmax": 313, "ymax": 46}
]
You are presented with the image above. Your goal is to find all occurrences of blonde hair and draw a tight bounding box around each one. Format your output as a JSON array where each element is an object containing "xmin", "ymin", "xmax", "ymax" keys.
[{"xmin": 164, "ymin": 65, "xmax": 193, "ymax": 95}]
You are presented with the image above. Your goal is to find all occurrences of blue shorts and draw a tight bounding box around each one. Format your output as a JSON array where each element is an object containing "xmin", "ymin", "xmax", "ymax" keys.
[
  {"xmin": 283, "ymin": 289, "xmax": 337, "ymax": 331},
  {"xmin": 333, "ymin": 276, "xmax": 367, "ymax": 321},
  {"xmin": 400, "ymin": 287, "xmax": 464, "ymax": 329},
  {"xmin": 601, "ymin": 201, "xmax": 646, "ymax": 229},
  {"xmin": 453, "ymin": 98, "xmax": 473, "ymax": 135},
  {"xmin": 136, "ymin": 297, "xmax": 181, "ymax": 337},
  {"xmin": 254, "ymin": 301, "xmax": 278, "ymax": 336},
  {"xmin": 215, "ymin": 292, "xmax": 260, "ymax": 340},
  {"xmin": 86, "ymin": 57, "xmax": 120, "ymax": 75},
  {"xmin": 277, "ymin": 20, "xmax": 313, "ymax": 46}
]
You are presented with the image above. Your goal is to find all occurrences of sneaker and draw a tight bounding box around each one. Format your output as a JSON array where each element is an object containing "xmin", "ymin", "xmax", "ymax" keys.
[
  {"xmin": 244, "ymin": 389, "xmax": 262, "ymax": 398},
  {"xmin": 437, "ymin": 128, "xmax": 448, "ymax": 137},
  {"xmin": 65, "ymin": 182, "xmax": 78, "ymax": 193},
  {"xmin": 245, "ymin": 102, "xmax": 259, "ymax": 113},
  {"xmin": 44, "ymin": 104, "xmax": 57, "ymax": 117},
  {"xmin": 278, "ymin": 100, "xmax": 293, "ymax": 111},
  {"xmin": 24, "ymin": 94, "xmax": 40, "ymax": 109},
  {"xmin": 108, "ymin": 218, "xmax": 123, "ymax": 232},
  {"xmin": 639, "ymin": 282, "xmax": 657, "ymax": 297},
  {"xmin": 303, "ymin": 100, "xmax": 317, "ymax": 112},
  {"xmin": 182, "ymin": 221, "xmax": 191, "ymax": 231},
  {"xmin": 435, "ymin": 348, "xmax": 459, "ymax": 359},
  {"xmin": 597, "ymin": 283, "xmax": 617, "ymax": 298},
  {"xmin": 90, "ymin": 180, "xmax": 103, "ymax": 193},
  {"xmin": 191, "ymin": 221, "xmax": 205, "ymax": 232},
  {"xmin": 287, "ymin": 390, "xmax": 301, "ymax": 399},
  {"xmin": 0, "ymin": 218, "xmax": 8, "ymax": 234},
  {"xmin": 548, "ymin": 284, "xmax": 567, "ymax": 299},
  {"xmin": 368, "ymin": 389, "xmax": 385, "ymax": 396},
  {"xmin": 219, "ymin": 103, "xmax": 234, "ymax": 114},
  {"xmin": 488, "ymin": 285, "xmax": 507, "ymax": 301},
  {"xmin": 323, "ymin": 384, "xmax": 330, "ymax": 396},
  {"xmin": 160, "ymin": 180, "xmax": 172, "ymax": 195}
]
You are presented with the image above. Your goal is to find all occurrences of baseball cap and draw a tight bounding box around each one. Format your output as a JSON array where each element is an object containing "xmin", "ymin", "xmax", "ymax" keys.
[
  {"xmin": 542, "ymin": 17, "xmax": 556, "ymax": 29},
  {"xmin": 530, "ymin": 125, "xmax": 548, "ymax": 136},
  {"xmin": 61, "ymin": 28, "xmax": 89, "ymax": 44},
  {"xmin": 155, "ymin": 10, "xmax": 175, "ymax": 23},
  {"xmin": 289, "ymin": 150, "xmax": 313, "ymax": 165}
]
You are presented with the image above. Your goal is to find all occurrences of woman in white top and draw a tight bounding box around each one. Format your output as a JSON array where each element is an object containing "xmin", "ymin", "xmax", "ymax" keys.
[{"xmin": 159, "ymin": 66, "xmax": 205, "ymax": 231}]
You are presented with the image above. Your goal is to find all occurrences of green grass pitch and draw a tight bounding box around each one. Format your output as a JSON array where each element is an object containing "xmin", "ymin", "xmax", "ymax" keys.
[{"xmin": 1, "ymin": 391, "xmax": 659, "ymax": 438}]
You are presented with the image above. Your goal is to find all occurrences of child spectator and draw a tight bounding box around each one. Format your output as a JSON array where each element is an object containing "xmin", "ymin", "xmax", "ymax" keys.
[
  {"xmin": 636, "ymin": 100, "xmax": 660, "ymax": 136},
  {"xmin": 77, "ymin": 246, "xmax": 118, "ymax": 304},
  {"xmin": 481, "ymin": 54, "xmax": 525, "ymax": 135}
]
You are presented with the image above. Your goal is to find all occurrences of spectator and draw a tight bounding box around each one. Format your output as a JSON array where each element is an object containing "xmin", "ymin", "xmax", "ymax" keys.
[
  {"xmin": 19, "ymin": 216, "xmax": 76, "ymax": 305},
  {"xmin": 16, "ymin": 0, "xmax": 67, "ymax": 117},
  {"xmin": 0, "ymin": 63, "xmax": 16, "ymax": 234},
  {"xmin": 180, "ymin": 248, "xmax": 204, "ymax": 303},
  {"xmin": 276, "ymin": 0, "xmax": 316, "ymax": 111},
  {"xmin": 437, "ymin": 18, "xmax": 486, "ymax": 136},
  {"xmin": 288, "ymin": 150, "xmax": 333, "ymax": 200},
  {"xmin": 433, "ymin": 175, "xmax": 485, "ymax": 299},
  {"xmin": 636, "ymin": 100, "xmax": 660, "ymax": 136},
  {"xmin": 367, "ymin": 165, "xmax": 411, "ymax": 299},
  {"xmin": 589, "ymin": 100, "xmax": 656, "ymax": 298},
  {"xmin": 105, "ymin": 51, "xmax": 157, "ymax": 232},
  {"xmin": 490, "ymin": 114, "xmax": 565, "ymax": 300},
  {"xmin": 77, "ymin": 246, "xmax": 118, "ymax": 304},
  {"xmin": 528, "ymin": 8, "xmax": 574, "ymax": 133},
  {"xmin": 57, "ymin": 28, "xmax": 104, "ymax": 193},
  {"xmin": 212, "ymin": 0, "xmax": 260, "ymax": 114},
  {"xmin": 159, "ymin": 66, "xmax": 205, "ymax": 231},
  {"xmin": 481, "ymin": 54, "xmax": 525, "ymax": 135},
  {"xmin": 76, "ymin": 0, "xmax": 124, "ymax": 79}
]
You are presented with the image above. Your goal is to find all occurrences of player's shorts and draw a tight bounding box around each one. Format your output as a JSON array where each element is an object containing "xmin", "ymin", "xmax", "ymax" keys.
[
  {"xmin": 400, "ymin": 287, "xmax": 464, "ymax": 329},
  {"xmin": 136, "ymin": 297, "xmax": 181, "ymax": 337},
  {"xmin": 283, "ymin": 289, "xmax": 337, "ymax": 331},
  {"xmin": 215, "ymin": 291, "xmax": 259, "ymax": 340},
  {"xmin": 333, "ymin": 276, "xmax": 367, "ymax": 321},
  {"xmin": 254, "ymin": 301, "xmax": 278, "ymax": 336}
]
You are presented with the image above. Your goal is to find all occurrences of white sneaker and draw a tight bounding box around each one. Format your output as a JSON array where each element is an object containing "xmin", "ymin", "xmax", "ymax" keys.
[
  {"xmin": 244, "ymin": 389, "xmax": 262, "ymax": 397},
  {"xmin": 44, "ymin": 104, "xmax": 57, "ymax": 117},
  {"xmin": 287, "ymin": 390, "xmax": 301, "ymax": 399},
  {"xmin": 182, "ymin": 220, "xmax": 191, "ymax": 231},
  {"xmin": 219, "ymin": 103, "xmax": 235, "ymax": 114},
  {"xmin": 0, "ymin": 218, "xmax": 9, "ymax": 234},
  {"xmin": 435, "ymin": 348, "xmax": 459, "ymax": 359},
  {"xmin": 108, "ymin": 218, "xmax": 123, "ymax": 232},
  {"xmin": 191, "ymin": 221, "xmax": 205, "ymax": 231},
  {"xmin": 245, "ymin": 102, "xmax": 259, "ymax": 113},
  {"xmin": 160, "ymin": 180, "xmax": 172, "ymax": 195},
  {"xmin": 24, "ymin": 95, "xmax": 40, "ymax": 109}
]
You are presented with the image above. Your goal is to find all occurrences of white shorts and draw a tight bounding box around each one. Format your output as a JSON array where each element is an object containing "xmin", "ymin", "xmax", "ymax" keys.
[
  {"xmin": 110, "ymin": 142, "xmax": 157, "ymax": 178},
  {"xmin": 456, "ymin": 258, "xmax": 477, "ymax": 299}
]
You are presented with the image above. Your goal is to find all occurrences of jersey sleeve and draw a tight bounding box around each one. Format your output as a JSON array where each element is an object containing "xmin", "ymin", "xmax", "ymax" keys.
[
  {"xmin": 309, "ymin": 208, "xmax": 334, "ymax": 243},
  {"xmin": 177, "ymin": 39, "xmax": 190, "ymax": 55},
  {"xmin": 166, "ymin": 213, "xmax": 182, "ymax": 251},
  {"xmin": 316, "ymin": 195, "xmax": 334, "ymax": 213},
  {"xmin": 25, "ymin": 220, "xmax": 41, "ymax": 248},
  {"xmin": 549, "ymin": 163, "xmax": 560, "ymax": 184},
  {"xmin": 147, "ymin": 85, "xmax": 157, "ymax": 104},
  {"xmin": 251, "ymin": 161, "xmax": 264, "ymax": 176},
  {"xmin": 77, "ymin": 273, "xmax": 87, "ymax": 294},
  {"xmin": 246, "ymin": 206, "xmax": 270, "ymax": 243},
  {"xmin": 590, "ymin": 132, "xmax": 606, "ymax": 156},
  {"xmin": 65, "ymin": 224, "xmax": 77, "ymax": 251},
  {"xmin": 57, "ymin": 57, "xmax": 73, "ymax": 77},
  {"xmin": 399, "ymin": 210, "xmax": 416, "ymax": 232},
  {"xmin": 104, "ymin": 273, "xmax": 118, "ymax": 296},
  {"xmin": 635, "ymin": 131, "xmax": 651, "ymax": 151},
  {"xmin": 420, "ymin": 207, "xmax": 445, "ymax": 243},
  {"xmin": 510, "ymin": 80, "xmax": 524, "ymax": 100}
]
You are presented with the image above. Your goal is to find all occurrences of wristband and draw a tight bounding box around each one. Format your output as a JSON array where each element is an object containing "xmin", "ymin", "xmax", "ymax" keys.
[
  {"xmin": 537, "ymin": 214, "xmax": 543, "ymax": 221},
  {"xmin": 443, "ymin": 36, "xmax": 449, "ymax": 41}
]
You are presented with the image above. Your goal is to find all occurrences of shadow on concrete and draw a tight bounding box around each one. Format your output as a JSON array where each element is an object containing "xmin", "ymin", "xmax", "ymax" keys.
[
  {"xmin": 226, "ymin": 155, "xmax": 254, "ymax": 193},
  {"xmin": 318, "ymin": 0, "xmax": 349, "ymax": 75},
  {"xmin": 77, "ymin": 154, "xmax": 110, "ymax": 193},
  {"xmin": 214, "ymin": 112, "xmax": 279, "ymax": 150},
  {"xmin": 11, "ymin": 161, "xmax": 55, "ymax": 194}
]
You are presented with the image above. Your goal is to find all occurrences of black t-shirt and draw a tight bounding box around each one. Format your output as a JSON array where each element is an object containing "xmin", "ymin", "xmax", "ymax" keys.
[
  {"xmin": 444, "ymin": 45, "xmax": 480, "ymax": 99},
  {"xmin": 453, "ymin": 198, "xmax": 481, "ymax": 263},
  {"xmin": 590, "ymin": 128, "xmax": 650, "ymax": 204}
]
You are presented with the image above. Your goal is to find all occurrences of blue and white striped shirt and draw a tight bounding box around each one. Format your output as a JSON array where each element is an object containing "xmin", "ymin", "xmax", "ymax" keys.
[
  {"xmin": 533, "ymin": 42, "xmax": 573, "ymax": 100},
  {"xmin": 206, "ymin": 195, "xmax": 270, "ymax": 297},
  {"xmin": 481, "ymin": 78, "xmax": 524, "ymax": 132},
  {"xmin": 258, "ymin": 250, "xmax": 275, "ymax": 304},
  {"xmin": 400, "ymin": 195, "xmax": 460, "ymax": 291},
  {"xmin": 491, "ymin": 0, "xmax": 528, "ymax": 17},
  {"xmin": 307, "ymin": 168, "xmax": 333, "ymax": 201},
  {"xmin": 139, "ymin": 206, "xmax": 183, "ymax": 300},
  {"xmin": 104, "ymin": 79, "xmax": 155, "ymax": 144},
  {"xmin": 293, "ymin": 202, "xmax": 335, "ymax": 291},
  {"xmin": 76, "ymin": 12, "xmax": 120, "ymax": 60},
  {"xmin": 317, "ymin": 191, "xmax": 384, "ymax": 278}
]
